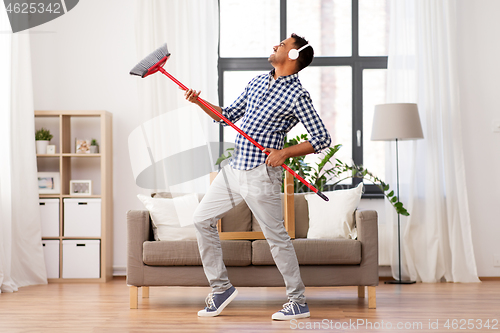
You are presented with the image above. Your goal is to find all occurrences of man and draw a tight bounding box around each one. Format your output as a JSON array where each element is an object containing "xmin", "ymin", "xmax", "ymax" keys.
[{"xmin": 183, "ymin": 33, "xmax": 331, "ymax": 320}]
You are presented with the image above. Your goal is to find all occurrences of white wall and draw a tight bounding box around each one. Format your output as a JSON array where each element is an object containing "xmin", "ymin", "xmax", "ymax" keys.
[
  {"xmin": 29, "ymin": 0, "xmax": 499, "ymax": 277},
  {"xmin": 457, "ymin": 0, "xmax": 500, "ymax": 277},
  {"xmin": 30, "ymin": 0, "xmax": 144, "ymax": 275}
]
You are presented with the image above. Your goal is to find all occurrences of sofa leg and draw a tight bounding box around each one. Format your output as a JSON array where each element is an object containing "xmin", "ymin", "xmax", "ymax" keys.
[
  {"xmin": 130, "ymin": 286, "xmax": 138, "ymax": 309},
  {"xmin": 142, "ymin": 286, "xmax": 149, "ymax": 298},
  {"xmin": 358, "ymin": 286, "xmax": 365, "ymax": 298},
  {"xmin": 368, "ymin": 286, "xmax": 376, "ymax": 309}
]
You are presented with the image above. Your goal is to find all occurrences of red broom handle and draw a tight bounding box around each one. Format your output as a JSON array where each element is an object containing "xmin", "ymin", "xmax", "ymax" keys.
[{"xmin": 158, "ymin": 67, "xmax": 329, "ymax": 201}]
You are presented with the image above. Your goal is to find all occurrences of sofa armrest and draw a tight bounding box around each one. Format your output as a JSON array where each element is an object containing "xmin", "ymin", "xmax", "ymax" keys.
[
  {"xmin": 126, "ymin": 210, "xmax": 151, "ymax": 286},
  {"xmin": 355, "ymin": 210, "xmax": 379, "ymax": 286}
]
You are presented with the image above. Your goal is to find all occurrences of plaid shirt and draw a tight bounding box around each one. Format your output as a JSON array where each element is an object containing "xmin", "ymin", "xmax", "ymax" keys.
[{"xmin": 217, "ymin": 70, "xmax": 331, "ymax": 170}]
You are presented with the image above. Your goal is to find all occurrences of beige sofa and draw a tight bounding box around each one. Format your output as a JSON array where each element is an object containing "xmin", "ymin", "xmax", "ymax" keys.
[{"xmin": 127, "ymin": 173, "xmax": 379, "ymax": 309}]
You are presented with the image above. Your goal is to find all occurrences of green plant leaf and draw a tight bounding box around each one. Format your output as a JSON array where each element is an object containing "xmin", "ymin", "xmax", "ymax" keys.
[
  {"xmin": 215, "ymin": 147, "xmax": 234, "ymax": 165},
  {"xmin": 215, "ymin": 154, "xmax": 227, "ymax": 165},
  {"xmin": 219, "ymin": 134, "xmax": 411, "ymax": 217},
  {"xmin": 35, "ymin": 127, "xmax": 53, "ymax": 141},
  {"xmin": 399, "ymin": 208, "xmax": 410, "ymax": 216}
]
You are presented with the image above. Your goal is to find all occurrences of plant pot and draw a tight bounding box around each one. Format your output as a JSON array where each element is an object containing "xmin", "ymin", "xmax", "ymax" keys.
[
  {"xmin": 36, "ymin": 140, "xmax": 49, "ymax": 154},
  {"xmin": 90, "ymin": 145, "xmax": 99, "ymax": 154}
]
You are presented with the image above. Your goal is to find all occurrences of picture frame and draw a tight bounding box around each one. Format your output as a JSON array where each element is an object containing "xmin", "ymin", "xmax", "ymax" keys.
[
  {"xmin": 69, "ymin": 180, "xmax": 92, "ymax": 196},
  {"xmin": 46, "ymin": 145, "xmax": 56, "ymax": 154},
  {"xmin": 75, "ymin": 139, "xmax": 91, "ymax": 154},
  {"xmin": 38, "ymin": 172, "xmax": 60, "ymax": 194}
]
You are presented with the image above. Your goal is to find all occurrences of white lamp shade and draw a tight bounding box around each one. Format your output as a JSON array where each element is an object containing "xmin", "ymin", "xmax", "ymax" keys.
[{"xmin": 371, "ymin": 103, "xmax": 424, "ymax": 141}]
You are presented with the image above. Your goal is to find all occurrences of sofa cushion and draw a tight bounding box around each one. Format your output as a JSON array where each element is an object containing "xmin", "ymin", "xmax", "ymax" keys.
[
  {"xmin": 292, "ymin": 193, "xmax": 310, "ymax": 238},
  {"xmin": 143, "ymin": 240, "xmax": 252, "ymax": 266},
  {"xmin": 305, "ymin": 183, "xmax": 363, "ymax": 240},
  {"xmin": 153, "ymin": 192, "xmax": 252, "ymax": 232},
  {"xmin": 153, "ymin": 192, "xmax": 204, "ymax": 201},
  {"xmin": 138, "ymin": 194, "xmax": 199, "ymax": 241},
  {"xmin": 251, "ymin": 193, "xmax": 310, "ymax": 237},
  {"xmin": 251, "ymin": 239, "xmax": 361, "ymax": 265},
  {"xmin": 220, "ymin": 200, "xmax": 252, "ymax": 232}
]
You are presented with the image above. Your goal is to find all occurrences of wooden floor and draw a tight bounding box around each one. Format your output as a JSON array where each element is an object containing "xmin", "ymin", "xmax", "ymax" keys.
[{"xmin": 0, "ymin": 277, "xmax": 498, "ymax": 332}]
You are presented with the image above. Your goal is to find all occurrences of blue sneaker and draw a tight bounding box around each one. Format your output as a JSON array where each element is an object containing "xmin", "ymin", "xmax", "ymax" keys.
[
  {"xmin": 197, "ymin": 286, "xmax": 238, "ymax": 317},
  {"xmin": 272, "ymin": 301, "xmax": 310, "ymax": 320}
]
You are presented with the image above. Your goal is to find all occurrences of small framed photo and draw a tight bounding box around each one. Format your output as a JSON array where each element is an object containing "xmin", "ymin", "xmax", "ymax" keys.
[
  {"xmin": 46, "ymin": 145, "xmax": 56, "ymax": 154},
  {"xmin": 76, "ymin": 139, "xmax": 91, "ymax": 154},
  {"xmin": 70, "ymin": 180, "xmax": 92, "ymax": 196},
  {"xmin": 38, "ymin": 172, "xmax": 60, "ymax": 194}
]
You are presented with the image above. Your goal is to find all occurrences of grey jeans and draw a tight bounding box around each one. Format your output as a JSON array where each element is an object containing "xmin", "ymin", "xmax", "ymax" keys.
[{"xmin": 192, "ymin": 163, "xmax": 306, "ymax": 304}]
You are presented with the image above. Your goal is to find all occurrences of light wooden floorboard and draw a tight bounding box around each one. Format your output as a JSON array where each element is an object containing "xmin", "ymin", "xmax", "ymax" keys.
[{"xmin": 0, "ymin": 277, "xmax": 498, "ymax": 332}]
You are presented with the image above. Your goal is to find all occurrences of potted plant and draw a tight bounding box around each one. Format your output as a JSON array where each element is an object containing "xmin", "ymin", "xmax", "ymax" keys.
[
  {"xmin": 90, "ymin": 139, "xmax": 99, "ymax": 154},
  {"xmin": 216, "ymin": 134, "xmax": 409, "ymax": 216},
  {"xmin": 35, "ymin": 127, "xmax": 53, "ymax": 154}
]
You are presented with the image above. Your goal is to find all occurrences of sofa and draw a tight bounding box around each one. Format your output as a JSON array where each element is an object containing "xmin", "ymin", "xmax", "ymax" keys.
[{"xmin": 127, "ymin": 172, "xmax": 379, "ymax": 309}]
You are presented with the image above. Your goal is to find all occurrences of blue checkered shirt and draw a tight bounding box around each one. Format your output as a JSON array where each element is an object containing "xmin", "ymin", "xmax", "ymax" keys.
[{"xmin": 216, "ymin": 70, "xmax": 331, "ymax": 170}]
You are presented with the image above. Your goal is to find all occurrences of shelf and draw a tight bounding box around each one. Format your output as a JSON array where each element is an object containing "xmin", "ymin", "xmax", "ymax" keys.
[
  {"xmin": 39, "ymin": 194, "xmax": 63, "ymax": 198},
  {"xmin": 36, "ymin": 154, "xmax": 101, "ymax": 157},
  {"xmin": 63, "ymin": 153, "xmax": 101, "ymax": 157},
  {"xmin": 42, "ymin": 237, "xmax": 102, "ymax": 240},
  {"xmin": 61, "ymin": 237, "xmax": 101, "ymax": 240},
  {"xmin": 39, "ymin": 194, "xmax": 102, "ymax": 198},
  {"xmin": 36, "ymin": 110, "xmax": 113, "ymax": 283},
  {"xmin": 35, "ymin": 110, "xmax": 108, "ymax": 117}
]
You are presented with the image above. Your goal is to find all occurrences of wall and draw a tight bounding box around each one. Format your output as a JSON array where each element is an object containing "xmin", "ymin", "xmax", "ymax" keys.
[
  {"xmin": 29, "ymin": 0, "xmax": 499, "ymax": 277},
  {"xmin": 30, "ymin": 0, "xmax": 144, "ymax": 275},
  {"xmin": 457, "ymin": 0, "xmax": 500, "ymax": 277}
]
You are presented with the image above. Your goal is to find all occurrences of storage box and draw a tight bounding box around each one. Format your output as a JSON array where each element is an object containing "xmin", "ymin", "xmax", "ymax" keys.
[
  {"xmin": 40, "ymin": 199, "xmax": 60, "ymax": 237},
  {"xmin": 63, "ymin": 198, "xmax": 101, "ymax": 237},
  {"xmin": 62, "ymin": 240, "xmax": 100, "ymax": 279},
  {"xmin": 42, "ymin": 240, "xmax": 60, "ymax": 279}
]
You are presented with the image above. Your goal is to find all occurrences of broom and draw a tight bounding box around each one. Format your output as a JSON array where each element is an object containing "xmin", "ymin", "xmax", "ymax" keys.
[{"xmin": 130, "ymin": 43, "xmax": 329, "ymax": 201}]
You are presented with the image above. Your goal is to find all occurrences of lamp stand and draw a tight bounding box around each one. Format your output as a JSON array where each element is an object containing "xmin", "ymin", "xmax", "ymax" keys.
[{"xmin": 385, "ymin": 138, "xmax": 416, "ymax": 285}]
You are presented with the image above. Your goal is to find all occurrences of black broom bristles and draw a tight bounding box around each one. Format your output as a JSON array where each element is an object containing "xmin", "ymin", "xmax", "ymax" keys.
[{"xmin": 130, "ymin": 43, "xmax": 170, "ymax": 78}]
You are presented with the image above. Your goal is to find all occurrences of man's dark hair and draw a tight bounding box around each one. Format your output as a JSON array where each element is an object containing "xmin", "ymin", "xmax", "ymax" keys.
[{"xmin": 290, "ymin": 33, "xmax": 314, "ymax": 71}]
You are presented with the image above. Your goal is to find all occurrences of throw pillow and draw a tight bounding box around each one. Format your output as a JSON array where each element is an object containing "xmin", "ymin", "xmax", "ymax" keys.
[
  {"xmin": 304, "ymin": 182, "xmax": 364, "ymax": 240},
  {"xmin": 153, "ymin": 192, "xmax": 253, "ymax": 232},
  {"xmin": 137, "ymin": 193, "xmax": 199, "ymax": 241}
]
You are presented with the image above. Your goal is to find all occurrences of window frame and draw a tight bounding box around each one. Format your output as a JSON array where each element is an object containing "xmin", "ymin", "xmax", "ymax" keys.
[{"xmin": 218, "ymin": 0, "xmax": 387, "ymax": 198}]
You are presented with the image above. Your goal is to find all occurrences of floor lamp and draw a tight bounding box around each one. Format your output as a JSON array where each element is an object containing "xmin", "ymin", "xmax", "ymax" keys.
[{"xmin": 371, "ymin": 103, "xmax": 424, "ymax": 284}]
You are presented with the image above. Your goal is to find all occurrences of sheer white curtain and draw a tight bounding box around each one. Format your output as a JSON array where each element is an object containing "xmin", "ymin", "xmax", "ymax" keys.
[
  {"xmin": 133, "ymin": 0, "xmax": 220, "ymax": 194},
  {"xmin": 0, "ymin": 8, "xmax": 47, "ymax": 292},
  {"xmin": 384, "ymin": 0, "xmax": 479, "ymax": 282}
]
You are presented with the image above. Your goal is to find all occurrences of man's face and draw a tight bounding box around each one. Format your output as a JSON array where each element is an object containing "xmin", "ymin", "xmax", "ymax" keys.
[{"xmin": 268, "ymin": 37, "xmax": 295, "ymax": 66}]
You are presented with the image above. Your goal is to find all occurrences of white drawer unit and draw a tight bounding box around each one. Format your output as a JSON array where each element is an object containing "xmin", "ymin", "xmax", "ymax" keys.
[
  {"xmin": 63, "ymin": 198, "xmax": 101, "ymax": 237},
  {"xmin": 42, "ymin": 240, "xmax": 60, "ymax": 279},
  {"xmin": 39, "ymin": 199, "xmax": 60, "ymax": 237},
  {"xmin": 62, "ymin": 240, "xmax": 100, "ymax": 279}
]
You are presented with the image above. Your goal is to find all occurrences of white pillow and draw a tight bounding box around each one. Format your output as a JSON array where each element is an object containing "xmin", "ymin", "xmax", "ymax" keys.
[
  {"xmin": 304, "ymin": 183, "xmax": 364, "ymax": 240},
  {"xmin": 137, "ymin": 193, "xmax": 199, "ymax": 241}
]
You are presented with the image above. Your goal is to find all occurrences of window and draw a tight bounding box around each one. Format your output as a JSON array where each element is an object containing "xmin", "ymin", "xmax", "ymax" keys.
[{"xmin": 219, "ymin": 0, "xmax": 389, "ymax": 196}]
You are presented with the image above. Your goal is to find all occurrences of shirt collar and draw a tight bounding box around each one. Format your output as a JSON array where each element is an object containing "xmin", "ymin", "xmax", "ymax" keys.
[{"xmin": 269, "ymin": 69, "xmax": 299, "ymax": 85}]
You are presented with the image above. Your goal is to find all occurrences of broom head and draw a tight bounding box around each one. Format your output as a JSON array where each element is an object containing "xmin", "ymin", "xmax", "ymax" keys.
[{"xmin": 130, "ymin": 43, "xmax": 170, "ymax": 78}]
